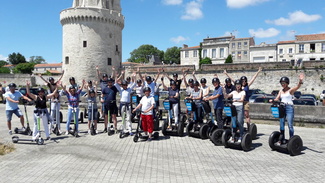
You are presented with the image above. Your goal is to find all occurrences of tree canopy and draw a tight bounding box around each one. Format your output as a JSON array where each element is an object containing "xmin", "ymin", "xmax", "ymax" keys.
[
  {"xmin": 164, "ymin": 46, "xmax": 181, "ymax": 64},
  {"xmin": 225, "ymin": 55, "xmax": 233, "ymax": 63},
  {"xmin": 200, "ymin": 57, "xmax": 212, "ymax": 66},
  {"xmin": 0, "ymin": 60, "xmax": 8, "ymax": 67},
  {"xmin": 8, "ymin": 52, "xmax": 26, "ymax": 65},
  {"xmin": 128, "ymin": 44, "xmax": 164, "ymax": 63},
  {"xmin": 13, "ymin": 63, "xmax": 35, "ymax": 74},
  {"xmin": 29, "ymin": 56, "xmax": 46, "ymax": 64}
]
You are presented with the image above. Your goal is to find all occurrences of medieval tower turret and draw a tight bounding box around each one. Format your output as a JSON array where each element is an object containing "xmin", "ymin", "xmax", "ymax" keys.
[{"xmin": 60, "ymin": 0, "xmax": 124, "ymax": 83}]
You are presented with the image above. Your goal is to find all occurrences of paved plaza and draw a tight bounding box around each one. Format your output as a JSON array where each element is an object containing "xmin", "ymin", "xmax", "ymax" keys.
[{"xmin": 0, "ymin": 104, "xmax": 325, "ymax": 183}]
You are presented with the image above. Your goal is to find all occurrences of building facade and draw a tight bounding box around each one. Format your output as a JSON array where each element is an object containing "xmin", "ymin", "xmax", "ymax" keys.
[
  {"xmin": 250, "ymin": 42, "xmax": 276, "ymax": 62},
  {"xmin": 180, "ymin": 45, "xmax": 200, "ymax": 69},
  {"xmin": 60, "ymin": 0, "xmax": 124, "ymax": 83},
  {"xmin": 229, "ymin": 37, "xmax": 255, "ymax": 63}
]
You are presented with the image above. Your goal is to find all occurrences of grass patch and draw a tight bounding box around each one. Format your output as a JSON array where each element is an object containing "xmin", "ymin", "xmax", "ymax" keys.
[{"xmin": 0, "ymin": 142, "xmax": 15, "ymax": 156}]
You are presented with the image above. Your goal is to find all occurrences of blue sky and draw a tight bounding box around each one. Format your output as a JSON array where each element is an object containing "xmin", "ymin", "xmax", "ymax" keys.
[{"xmin": 0, "ymin": 0, "xmax": 324, "ymax": 63}]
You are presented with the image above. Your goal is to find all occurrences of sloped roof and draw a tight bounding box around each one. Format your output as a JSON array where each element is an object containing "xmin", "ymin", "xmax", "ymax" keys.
[
  {"xmin": 295, "ymin": 33, "xmax": 325, "ymax": 41},
  {"xmin": 35, "ymin": 63, "xmax": 62, "ymax": 68},
  {"xmin": 182, "ymin": 46, "xmax": 200, "ymax": 50},
  {"xmin": 277, "ymin": 40, "xmax": 295, "ymax": 44}
]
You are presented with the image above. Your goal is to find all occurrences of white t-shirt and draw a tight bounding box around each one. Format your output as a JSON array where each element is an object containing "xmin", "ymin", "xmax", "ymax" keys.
[
  {"xmin": 201, "ymin": 85, "xmax": 210, "ymax": 98},
  {"xmin": 230, "ymin": 90, "xmax": 246, "ymax": 106},
  {"xmin": 139, "ymin": 95, "xmax": 155, "ymax": 115},
  {"xmin": 135, "ymin": 85, "xmax": 144, "ymax": 97},
  {"xmin": 115, "ymin": 82, "xmax": 136, "ymax": 103}
]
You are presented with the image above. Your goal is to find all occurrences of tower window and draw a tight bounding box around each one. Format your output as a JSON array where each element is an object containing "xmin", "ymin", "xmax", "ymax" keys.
[
  {"xmin": 116, "ymin": 45, "xmax": 119, "ymax": 52},
  {"xmin": 65, "ymin": 56, "xmax": 69, "ymax": 64},
  {"xmin": 83, "ymin": 41, "xmax": 87, "ymax": 48},
  {"xmin": 107, "ymin": 58, "xmax": 112, "ymax": 65}
]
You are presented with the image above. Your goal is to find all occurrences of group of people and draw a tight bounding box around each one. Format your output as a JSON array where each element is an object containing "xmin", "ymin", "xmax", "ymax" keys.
[{"xmin": 3, "ymin": 66, "xmax": 304, "ymax": 143}]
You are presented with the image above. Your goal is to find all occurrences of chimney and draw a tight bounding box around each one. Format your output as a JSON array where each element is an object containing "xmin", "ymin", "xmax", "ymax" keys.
[{"xmin": 183, "ymin": 44, "xmax": 188, "ymax": 48}]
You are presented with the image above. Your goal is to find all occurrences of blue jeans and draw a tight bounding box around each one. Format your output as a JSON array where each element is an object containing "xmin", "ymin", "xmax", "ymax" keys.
[
  {"xmin": 279, "ymin": 104, "xmax": 294, "ymax": 138},
  {"xmin": 67, "ymin": 107, "xmax": 79, "ymax": 131},
  {"xmin": 231, "ymin": 105, "xmax": 244, "ymax": 137}
]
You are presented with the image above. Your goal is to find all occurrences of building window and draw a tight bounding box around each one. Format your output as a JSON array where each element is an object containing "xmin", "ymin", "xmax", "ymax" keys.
[
  {"xmin": 203, "ymin": 49, "xmax": 207, "ymax": 58},
  {"xmin": 232, "ymin": 43, "xmax": 235, "ymax": 48},
  {"xmin": 238, "ymin": 42, "xmax": 241, "ymax": 49},
  {"xmin": 269, "ymin": 56, "xmax": 273, "ymax": 59},
  {"xmin": 185, "ymin": 51, "xmax": 189, "ymax": 58},
  {"xmin": 321, "ymin": 58, "xmax": 324, "ymax": 60},
  {"xmin": 107, "ymin": 58, "xmax": 112, "ymax": 65},
  {"xmin": 244, "ymin": 51, "xmax": 247, "ymax": 56},
  {"xmin": 219, "ymin": 48, "xmax": 224, "ymax": 58},
  {"xmin": 310, "ymin": 44, "xmax": 315, "ymax": 52},
  {"xmin": 237, "ymin": 51, "xmax": 241, "ymax": 58},
  {"xmin": 322, "ymin": 43, "xmax": 325, "ymax": 52},
  {"xmin": 288, "ymin": 48, "xmax": 293, "ymax": 54},
  {"xmin": 212, "ymin": 49, "xmax": 216, "ymax": 58},
  {"xmin": 299, "ymin": 44, "xmax": 304, "ymax": 53},
  {"xmin": 36, "ymin": 68, "xmax": 38, "ymax": 71},
  {"xmin": 193, "ymin": 50, "xmax": 197, "ymax": 57},
  {"xmin": 83, "ymin": 41, "xmax": 87, "ymax": 48},
  {"xmin": 232, "ymin": 52, "xmax": 235, "ymax": 57},
  {"xmin": 65, "ymin": 56, "xmax": 69, "ymax": 64},
  {"xmin": 282, "ymin": 59, "xmax": 286, "ymax": 62},
  {"xmin": 244, "ymin": 42, "xmax": 248, "ymax": 47},
  {"xmin": 116, "ymin": 45, "xmax": 119, "ymax": 52},
  {"xmin": 279, "ymin": 49, "xmax": 283, "ymax": 54}
]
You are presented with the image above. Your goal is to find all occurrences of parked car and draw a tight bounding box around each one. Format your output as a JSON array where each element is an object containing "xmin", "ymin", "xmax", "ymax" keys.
[
  {"xmin": 253, "ymin": 96, "xmax": 275, "ymax": 103},
  {"xmin": 271, "ymin": 90, "xmax": 279, "ymax": 96},
  {"xmin": 19, "ymin": 87, "xmax": 48, "ymax": 105},
  {"xmin": 249, "ymin": 94, "xmax": 266, "ymax": 103},
  {"xmin": 293, "ymin": 91, "xmax": 302, "ymax": 99},
  {"xmin": 247, "ymin": 89, "xmax": 266, "ymax": 97},
  {"xmin": 293, "ymin": 99, "xmax": 316, "ymax": 106},
  {"xmin": 300, "ymin": 94, "xmax": 317, "ymax": 101},
  {"xmin": 299, "ymin": 95, "xmax": 318, "ymax": 105}
]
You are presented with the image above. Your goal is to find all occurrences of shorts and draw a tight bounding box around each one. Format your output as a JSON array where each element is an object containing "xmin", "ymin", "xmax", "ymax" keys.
[
  {"xmin": 6, "ymin": 108, "xmax": 23, "ymax": 122},
  {"xmin": 244, "ymin": 101, "xmax": 250, "ymax": 111},
  {"xmin": 104, "ymin": 103, "xmax": 118, "ymax": 115},
  {"xmin": 88, "ymin": 108, "xmax": 98, "ymax": 121}
]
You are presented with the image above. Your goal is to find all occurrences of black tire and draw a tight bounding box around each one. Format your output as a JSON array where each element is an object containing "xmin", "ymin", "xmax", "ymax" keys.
[
  {"xmin": 268, "ymin": 131, "xmax": 281, "ymax": 150},
  {"xmin": 161, "ymin": 120, "xmax": 168, "ymax": 136},
  {"xmin": 177, "ymin": 121, "xmax": 185, "ymax": 137},
  {"xmin": 249, "ymin": 123, "xmax": 257, "ymax": 140},
  {"xmin": 119, "ymin": 131, "xmax": 123, "ymax": 139},
  {"xmin": 37, "ymin": 138, "xmax": 44, "ymax": 145},
  {"xmin": 133, "ymin": 135, "xmax": 139, "ymax": 142},
  {"xmin": 12, "ymin": 136, "xmax": 19, "ymax": 143},
  {"xmin": 60, "ymin": 112, "xmax": 63, "ymax": 123},
  {"xmin": 199, "ymin": 124, "xmax": 209, "ymax": 139},
  {"xmin": 186, "ymin": 122, "xmax": 194, "ymax": 136},
  {"xmin": 153, "ymin": 132, "xmax": 159, "ymax": 139},
  {"xmin": 287, "ymin": 135, "xmax": 303, "ymax": 156},
  {"xmin": 79, "ymin": 112, "xmax": 84, "ymax": 123},
  {"xmin": 14, "ymin": 128, "xmax": 19, "ymax": 134},
  {"xmin": 211, "ymin": 129, "xmax": 224, "ymax": 146},
  {"xmin": 221, "ymin": 129, "xmax": 232, "ymax": 148},
  {"xmin": 153, "ymin": 118, "xmax": 159, "ymax": 131},
  {"xmin": 84, "ymin": 108, "xmax": 87, "ymax": 118},
  {"xmin": 241, "ymin": 133, "xmax": 252, "ymax": 151}
]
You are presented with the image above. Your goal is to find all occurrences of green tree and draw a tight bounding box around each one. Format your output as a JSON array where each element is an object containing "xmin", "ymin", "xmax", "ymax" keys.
[
  {"xmin": 29, "ymin": 56, "xmax": 46, "ymax": 64},
  {"xmin": 0, "ymin": 67, "xmax": 10, "ymax": 73},
  {"xmin": 200, "ymin": 57, "xmax": 212, "ymax": 66},
  {"xmin": 0, "ymin": 60, "xmax": 8, "ymax": 67},
  {"xmin": 128, "ymin": 44, "xmax": 164, "ymax": 63},
  {"xmin": 164, "ymin": 46, "xmax": 181, "ymax": 64},
  {"xmin": 13, "ymin": 63, "xmax": 35, "ymax": 74},
  {"xmin": 8, "ymin": 52, "xmax": 26, "ymax": 65},
  {"xmin": 225, "ymin": 54, "xmax": 233, "ymax": 63}
]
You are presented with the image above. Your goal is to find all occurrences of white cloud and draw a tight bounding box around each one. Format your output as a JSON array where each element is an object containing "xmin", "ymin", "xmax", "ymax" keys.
[
  {"xmin": 181, "ymin": 0, "xmax": 204, "ymax": 20},
  {"xmin": 170, "ymin": 36, "xmax": 189, "ymax": 44},
  {"xmin": 0, "ymin": 54, "xmax": 8, "ymax": 61},
  {"xmin": 162, "ymin": 0, "xmax": 183, "ymax": 5},
  {"xmin": 248, "ymin": 28, "xmax": 280, "ymax": 38},
  {"xmin": 266, "ymin": 10, "xmax": 322, "ymax": 26},
  {"xmin": 226, "ymin": 0, "xmax": 269, "ymax": 9}
]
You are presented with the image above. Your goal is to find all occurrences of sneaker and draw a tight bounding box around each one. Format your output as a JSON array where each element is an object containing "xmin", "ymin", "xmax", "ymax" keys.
[
  {"xmin": 103, "ymin": 128, "xmax": 108, "ymax": 133},
  {"xmin": 147, "ymin": 137, "xmax": 153, "ymax": 142},
  {"xmin": 228, "ymin": 137, "xmax": 234, "ymax": 143},
  {"xmin": 115, "ymin": 129, "xmax": 118, "ymax": 134},
  {"xmin": 65, "ymin": 131, "xmax": 69, "ymax": 135},
  {"xmin": 22, "ymin": 127, "xmax": 26, "ymax": 131},
  {"xmin": 237, "ymin": 137, "xmax": 242, "ymax": 143},
  {"xmin": 95, "ymin": 130, "xmax": 98, "ymax": 134},
  {"xmin": 88, "ymin": 130, "xmax": 91, "ymax": 135},
  {"xmin": 9, "ymin": 130, "xmax": 12, "ymax": 135},
  {"xmin": 46, "ymin": 136, "xmax": 51, "ymax": 140},
  {"xmin": 130, "ymin": 132, "xmax": 134, "ymax": 136}
]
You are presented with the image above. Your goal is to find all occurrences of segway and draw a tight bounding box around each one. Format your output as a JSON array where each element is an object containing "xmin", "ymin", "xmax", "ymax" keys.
[
  {"xmin": 185, "ymin": 99, "xmax": 209, "ymax": 139},
  {"xmin": 133, "ymin": 116, "xmax": 159, "ymax": 143},
  {"xmin": 52, "ymin": 99, "xmax": 62, "ymax": 136},
  {"xmin": 131, "ymin": 95, "xmax": 141, "ymax": 123},
  {"xmin": 161, "ymin": 99, "xmax": 185, "ymax": 137},
  {"xmin": 119, "ymin": 103, "xmax": 131, "ymax": 138},
  {"xmin": 153, "ymin": 94, "xmax": 161, "ymax": 131},
  {"xmin": 221, "ymin": 100, "xmax": 252, "ymax": 151},
  {"xmin": 269, "ymin": 101, "xmax": 303, "ymax": 156},
  {"xmin": 107, "ymin": 108, "xmax": 115, "ymax": 136},
  {"xmin": 66, "ymin": 101, "xmax": 80, "ymax": 137},
  {"xmin": 14, "ymin": 100, "xmax": 32, "ymax": 136},
  {"xmin": 89, "ymin": 101, "xmax": 97, "ymax": 136},
  {"xmin": 12, "ymin": 109, "xmax": 45, "ymax": 145}
]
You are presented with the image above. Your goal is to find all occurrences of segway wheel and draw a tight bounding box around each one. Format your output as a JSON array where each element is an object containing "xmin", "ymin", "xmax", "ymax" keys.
[
  {"xmin": 133, "ymin": 135, "xmax": 139, "ymax": 142},
  {"xmin": 211, "ymin": 129, "xmax": 224, "ymax": 146},
  {"xmin": 221, "ymin": 129, "xmax": 232, "ymax": 148},
  {"xmin": 74, "ymin": 131, "xmax": 79, "ymax": 137},
  {"xmin": 186, "ymin": 122, "xmax": 194, "ymax": 136},
  {"xmin": 119, "ymin": 131, "xmax": 124, "ymax": 139},
  {"xmin": 199, "ymin": 124, "xmax": 209, "ymax": 139},
  {"xmin": 60, "ymin": 112, "xmax": 63, "ymax": 123},
  {"xmin": 153, "ymin": 132, "xmax": 159, "ymax": 139},
  {"xmin": 108, "ymin": 130, "xmax": 112, "ymax": 136},
  {"xmin": 287, "ymin": 135, "xmax": 303, "ymax": 156},
  {"xmin": 249, "ymin": 123, "xmax": 257, "ymax": 140},
  {"xmin": 37, "ymin": 138, "xmax": 44, "ymax": 145},
  {"xmin": 84, "ymin": 108, "xmax": 87, "ymax": 118},
  {"xmin": 153, "ymin": 118, "xmax": 160, "ymax": 131},
  {"xmin": 161, "ymin": 120, "xmax": 168, "ymax": 136},
  {"xmin": 177, "ymin": 121, "xmax": 185, "ymax": 137},
  {"xmin": 80, "ymin": 112, "xmax": 84, "ymax": 123},
  {"xmin": 12, "ymin": 136, "xmax": 19, "ymax": 143},
  {"xmin": 241, "ymin": 133, "xmax": 252, "ymax": 151},
  {"xmin": 268, "ymin": 131, "xmax": 281, "ymax": 150},
  {"xmin": 14, "ymin": 127, "xmax": 19, "ymax": 134}
]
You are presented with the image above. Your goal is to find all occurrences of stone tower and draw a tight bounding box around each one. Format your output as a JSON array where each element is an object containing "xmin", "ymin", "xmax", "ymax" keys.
[{"xmin": 60, "ymin": 0, "xmax": 124, "ymax": 84}]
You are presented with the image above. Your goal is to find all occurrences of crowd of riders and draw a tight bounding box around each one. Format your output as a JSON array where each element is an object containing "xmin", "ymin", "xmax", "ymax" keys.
[{"xmin": 3, "ymin": 66, "xmax": 304, "ymax": 144}]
